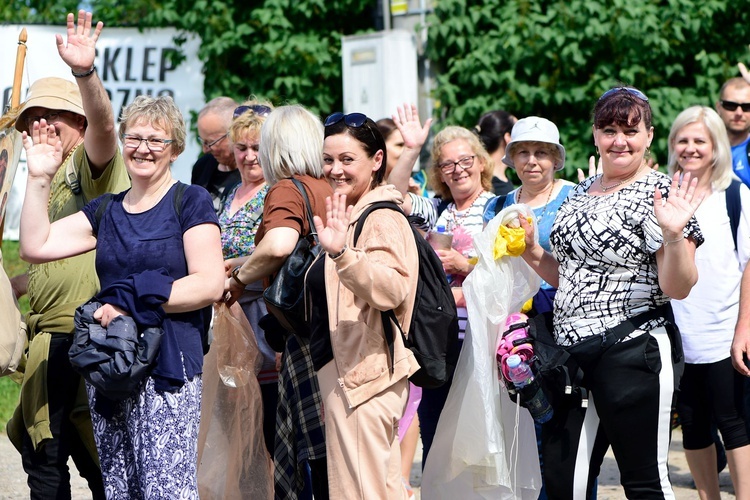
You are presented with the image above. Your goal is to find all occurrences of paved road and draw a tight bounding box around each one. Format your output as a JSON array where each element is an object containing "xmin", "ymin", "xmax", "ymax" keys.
[{"xmin": 0, "ymin": 428, "xmax": 736, "ymax": 499}]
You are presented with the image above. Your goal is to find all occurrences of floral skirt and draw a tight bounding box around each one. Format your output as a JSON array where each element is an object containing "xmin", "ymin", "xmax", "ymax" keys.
[{"xmin": 87, "ymin": 375, "xmax": 202, "ymax": 499}]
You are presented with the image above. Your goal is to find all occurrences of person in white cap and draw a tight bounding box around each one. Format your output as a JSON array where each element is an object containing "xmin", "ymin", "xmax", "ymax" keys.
[
  {"xmin": 7, "ymin": 10, "xmax": 130, "ymax": 500},
  {"xmin": 483, "ymin": 116, "xmax": 574, "ymax": 315}
]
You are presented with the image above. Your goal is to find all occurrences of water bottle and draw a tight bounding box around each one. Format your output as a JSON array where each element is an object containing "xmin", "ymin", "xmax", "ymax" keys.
[
  {"xmin": 428, "ymin": 224, "xmax": 453, "ymax": 251},
  {"xmin": 505, "ymin": 354, "xmax": 553, "ymax": 423}
]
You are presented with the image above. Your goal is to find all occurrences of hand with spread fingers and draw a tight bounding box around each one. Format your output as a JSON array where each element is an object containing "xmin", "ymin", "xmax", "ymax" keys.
[
  {"xmin": 313, "ymin": 193, "xmax": 353, "ymax": 256},
  {"xmin": 393, "ymin": 103, "xmax": 432, "ymax": 152},
  {"xmin": 23, "ymin": 119, "xmax": 63, "ymax": 180},
  {"xmin": 56, "ymin": 10, "xmax": 102, "ymax": 74},
  {"xmin": 654, "ymin": 171, "xmax": 704, "ymax": 241}
]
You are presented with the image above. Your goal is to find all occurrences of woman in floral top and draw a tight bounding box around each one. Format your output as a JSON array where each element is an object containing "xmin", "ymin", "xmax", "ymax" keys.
[{"xmin": 218, "ymin": 101, "xmax": 276, "ymax": 454}]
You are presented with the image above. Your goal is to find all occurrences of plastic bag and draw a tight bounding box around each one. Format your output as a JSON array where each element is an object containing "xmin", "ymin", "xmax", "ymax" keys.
[
  {"xmin": 197, "ymin": 302, "xmax": 272, "ymax": 500},
  {"xmin": 420, "ymin": 204, "xmax": 542, "ymax": 499}
]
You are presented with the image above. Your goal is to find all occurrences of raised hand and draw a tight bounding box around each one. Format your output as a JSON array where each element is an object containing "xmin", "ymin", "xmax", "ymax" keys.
[
  {"xmin": 577, "ymin": 155, "xmax": 603, "ymax": 183},
  {"xmin": 393, "ymin": 103, "xmax": 432, "ymax": 151},
  {"xmin": 23, "ymin": 119, "xmax": 63, "ymax": 180},
  {"xmin": 740, "ymin": 49, "xmax": 750, "ymax": 85},
  {"xmin": 654, "ymin": 171, "xmax": 703, "ymax": 241},
  {"xmin": 56, "ymin": 10, "xmax": 102, "ymax": 73},
  {"xmin": 313, "ymin": 193, "xmax": 353, "ymax": 256}
]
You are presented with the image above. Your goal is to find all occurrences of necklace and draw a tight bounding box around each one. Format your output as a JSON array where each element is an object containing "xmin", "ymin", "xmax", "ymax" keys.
[
  {"xmin": 126, "ymin": 175, "xmax": 173, "ymax": 212},
  {"xmin": 517, "ymin": 180, "xmax": 556, "ymax": 223},
  {"xmin": 599, "ymin": 165, "xmax": 644, "ymax": 192},
  {"xmin": 448, "ymin": 190, "xmax": 484, "ymax": 229}
]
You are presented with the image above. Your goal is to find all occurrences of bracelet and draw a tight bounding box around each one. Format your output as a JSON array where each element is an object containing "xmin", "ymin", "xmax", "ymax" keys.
[
  {"xmin": 230, "ymin": 265, "xmax": 248, "ymax": 287},
  {"xmin": 71, "ymin": 65, "xmax": 96, "ymax": 78},
  {"xmin": 663, "ymin": 235, "xmax": 684, "ymax": 246},
  {"xmin": 328, "ymin": 245, "xmax": 348, "ymax": 259}
]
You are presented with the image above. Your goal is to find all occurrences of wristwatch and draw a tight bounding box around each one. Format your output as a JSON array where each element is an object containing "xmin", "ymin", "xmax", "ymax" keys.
[{"xmin": 231, "ymin": 265, "xmax": 248, "ymax": 287}]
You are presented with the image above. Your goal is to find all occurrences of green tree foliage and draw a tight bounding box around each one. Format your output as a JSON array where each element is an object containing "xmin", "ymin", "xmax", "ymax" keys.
[
  {"xmin": 5, "ymin": 0, "xmax": 377, "ymax": 117},
  {"xmin": 139, "ymin": 0, "xmax": 377, "ymax": 116},
  {"xmin": 427, "ymin": 0, "xmax": 750, "ymax": 177}
]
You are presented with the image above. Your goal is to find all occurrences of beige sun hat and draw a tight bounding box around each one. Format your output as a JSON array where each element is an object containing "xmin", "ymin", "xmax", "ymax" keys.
[
  {"xmin": 502, "ymin": 116, "xmax": 566, "ymax": 171},
  {"xmin": 14, "ymin": 77, "xmax": 84, "ymax": 134}
]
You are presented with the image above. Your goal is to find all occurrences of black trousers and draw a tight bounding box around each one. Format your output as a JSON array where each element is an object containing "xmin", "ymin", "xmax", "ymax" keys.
[
  {"xmin": 21, "ymin": 333, "xmax": 105, "ymax": 500},
  {"xmin": 542, "ymin": 327, "xmax": 682, "ymax": 500}
]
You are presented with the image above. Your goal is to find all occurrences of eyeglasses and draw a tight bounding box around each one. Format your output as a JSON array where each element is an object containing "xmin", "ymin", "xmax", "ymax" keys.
[
  {"xmin": 25, "ymin": 111, "xmax": 64, "ymax": 129},
  {"xmin": 122, "ymin": 135, "xmax": 174, "ymax": 152},
  {"xmin": 438, "ymin": 155, "xmax": 476, "ymax": 174},
  {"xmin": 233, "ymin": 105, "xmax": 273, "ymax": 119},
  {"xmin": 598, "ymin": 87, "xmax": 649, "ymax": 102},
  {"xmin": 201, "ymin": 132, "xmax": 228, "ymax": 150},
  {"xmin": 720, "ymin": 100, "xmax": 750, "ymax": 112}
]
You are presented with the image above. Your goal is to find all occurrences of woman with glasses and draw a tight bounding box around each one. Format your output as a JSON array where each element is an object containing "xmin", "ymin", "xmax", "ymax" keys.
[
  {"xmin": 519, "ymin": 86, "xmax": 704, "ymax": 498},
  {"xmin": 19, "ymin": 95, "xmax": 225, "ymax": 497},
  {"xmin": 214, "ymin": 102, "xmax": 277, "ymax": 456},
  {"xmin": 307, "ymin": 111, "xmax": 420, "ymax": 499},
  {"xmin": 666, "ymin": 106, "xmax": 750, "ymax": 499},
  {"xmin": 410, "ymin": 126, "xmax": 494, "ymax": 467},
  {"xmin": 225, "ymin": 105, "xmax": 331, "ymax": 500}
]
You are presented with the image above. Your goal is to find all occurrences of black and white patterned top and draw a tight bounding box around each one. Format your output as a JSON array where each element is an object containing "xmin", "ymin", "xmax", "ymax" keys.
[{"xmin": 550, "ymin": 170, "xmax": 704, "ymax": 346}]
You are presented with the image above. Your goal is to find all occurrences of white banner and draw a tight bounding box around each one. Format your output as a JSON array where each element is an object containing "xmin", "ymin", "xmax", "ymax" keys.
[{"xmin": 0, "ymin": 25, "xmax": 205, "ymax": 183}]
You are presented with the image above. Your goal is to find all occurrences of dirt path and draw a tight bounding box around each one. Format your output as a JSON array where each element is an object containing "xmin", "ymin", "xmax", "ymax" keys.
[{"xmin": 0, "ymin": 428, "xmax": 735, "ymax": 499}]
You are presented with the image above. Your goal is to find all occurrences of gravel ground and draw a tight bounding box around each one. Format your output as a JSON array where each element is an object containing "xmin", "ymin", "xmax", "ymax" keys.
[{"xmin": 0, "ymin": 427, "xmax": 735, "ymax": 499}]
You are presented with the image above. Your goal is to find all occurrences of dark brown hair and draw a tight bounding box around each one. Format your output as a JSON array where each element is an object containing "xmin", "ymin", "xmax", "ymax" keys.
[{"xmin": 593, "ymin": 88, "xmax": 652, "ymax": 130}]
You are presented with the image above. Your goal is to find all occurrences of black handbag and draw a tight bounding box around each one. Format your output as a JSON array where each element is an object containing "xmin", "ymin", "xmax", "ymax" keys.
[{"xmin": 262, "ymin": 178, "xmax": 322, "ymax": 337}]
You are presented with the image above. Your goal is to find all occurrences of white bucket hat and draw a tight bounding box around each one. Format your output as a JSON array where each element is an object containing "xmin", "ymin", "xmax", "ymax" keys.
[{"xmin": 502, "ymin": 116, "xmax": 566, "ymax": 171}]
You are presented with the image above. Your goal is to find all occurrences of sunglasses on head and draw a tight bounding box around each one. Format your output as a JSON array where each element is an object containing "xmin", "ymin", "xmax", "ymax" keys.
[
  {"xmin": 324, "ymin": 112, "xmax": 369, "ymax": 128},
  {"xmin": 598, "ymin": 87, "xmax": 649, "ymax": 102},
  {"xmin": 233, "ymin": 105, "xmax": 272, "ymax": 120},
  {"xmin": 720, "ymin": 100, "xmax": 750, "ymax": 112}
]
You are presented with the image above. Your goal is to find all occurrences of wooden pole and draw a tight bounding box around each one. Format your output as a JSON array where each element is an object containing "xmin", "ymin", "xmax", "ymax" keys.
[{"xmin": 1, "ymin": 28, "xmax": 27, "ymax": 248}]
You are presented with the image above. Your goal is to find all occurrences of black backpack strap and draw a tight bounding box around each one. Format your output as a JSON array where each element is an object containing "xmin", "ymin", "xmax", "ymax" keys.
[
  {"xmin": 726, "ymin": 179, "xmax": 742, "ymax": 252},
  {"xmin": 493, "ymin": 194, "xmax": 508, "ymax": 218},
  {"xmin": 290, "ymin": 178, "xmax": 318, "ymax": 243},
  {"xmin": 352, "ymin": 201, "xmax": 402, "ymax": 245},
  {"xmin": 93, "ymin": 193, "xmax": 114, "ymax": 234},
  {"xmin": 436, "ymin": 198, "xmax": 451, "ymax": 217},
  {"xmin": 352, "ymin": 200, "xmax": 407, "ymax": 373},
  {"xmin": 172, "ymin": 182, "xmax": 188, "ymax": 219},
  {"xmin": 599, "ymin": 303, "xmax": 671, "ymax": 348}
]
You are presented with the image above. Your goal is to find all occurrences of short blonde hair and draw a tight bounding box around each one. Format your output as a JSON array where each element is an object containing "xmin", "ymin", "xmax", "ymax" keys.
[
  {"xmin": 428, "ymin": 126, "xmax": 493, "ymax": 201},
  {"xmin": 667, "ymin": 106, "xmax": 733, "ymax": 191},
  {"xmin": 119, "ymin": 95, "xmax": 186, "ymax": 156},
  {"xmin": 259, "ymin": 105, "xmax": 324, "ymax": 185},
  {"xmin": 229, "ymin": 99, "xmax": 274, "ymax": 143}
]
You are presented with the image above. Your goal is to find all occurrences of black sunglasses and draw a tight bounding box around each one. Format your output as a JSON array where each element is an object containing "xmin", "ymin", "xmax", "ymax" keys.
[
  {"xmin": 598, "ymin": 87, "xmax": 649, "ymax": 102},
  {"xmin": 325, "ymin": 112, "xmax": 380, "ymax": 145},
  {"xmin": 720, "ymin": 100, "xmax": 750, "ymax": 112},
  {"xmin": 233, "ymin": 105, "xmax": 273, "ymax": 119},
  {"xmin": 324, "ymin": 112, "xmax": 369, "ymax": 128}
]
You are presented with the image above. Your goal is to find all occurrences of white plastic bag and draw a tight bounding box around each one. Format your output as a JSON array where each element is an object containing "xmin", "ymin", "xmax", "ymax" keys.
[{"xmin": 421, "ymin": 204, "xmax": 543, "ymax": 499}]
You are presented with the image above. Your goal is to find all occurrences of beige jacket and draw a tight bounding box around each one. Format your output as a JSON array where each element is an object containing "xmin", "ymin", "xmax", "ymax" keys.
[{"xmin": 324, "ymin": 185, "xmax": 420, "ymax": 408}]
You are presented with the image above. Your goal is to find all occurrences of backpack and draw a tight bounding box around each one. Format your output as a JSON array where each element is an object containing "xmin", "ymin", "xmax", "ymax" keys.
[
  {"xmin": 353, "ymin": 201, "xmax": 460, "ymax": 389},
  {"xmin": 93, "ymin": 183, "xmax": 212, "ymax": 354}
]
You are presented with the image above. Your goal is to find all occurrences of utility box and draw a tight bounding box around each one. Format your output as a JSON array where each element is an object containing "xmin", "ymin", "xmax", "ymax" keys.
[{"xmin": 341, "ymin": 30, "xmax": 418, "ymax": 121}]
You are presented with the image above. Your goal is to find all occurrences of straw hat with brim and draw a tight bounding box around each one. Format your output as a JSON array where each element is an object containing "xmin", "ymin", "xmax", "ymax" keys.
[
  {"xmin": 14, "ymin": 77, "xmax": 85, "ymax": 134},
  {"xmin": 502, "ymin": 116, "xmax": 566, "ymax": 171}
]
